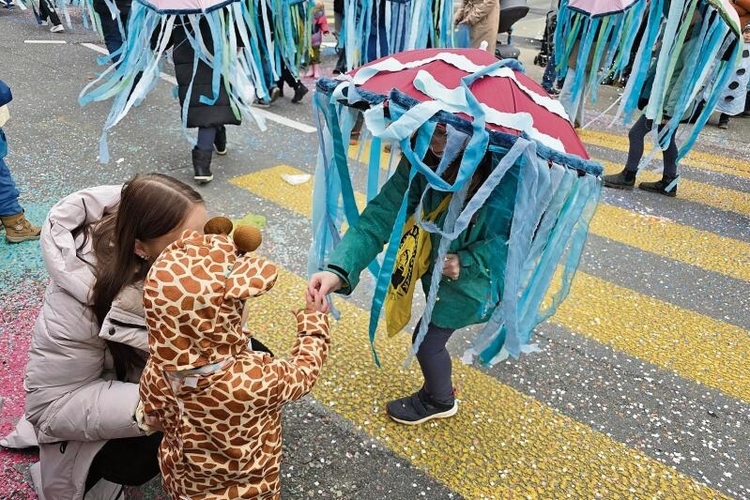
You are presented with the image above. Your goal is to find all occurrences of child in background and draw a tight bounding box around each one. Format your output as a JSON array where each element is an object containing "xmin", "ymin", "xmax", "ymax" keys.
[
  {"xmin": 139, "ymin": 221, "xmax": 330, "ymax": 499},
  {"xmin": 0, "ymin": 80, "xmax": 41, "ymax": 244},
  {"xmin": 306, "ymin": 1, "xmax": 330, "ymax": 78}
]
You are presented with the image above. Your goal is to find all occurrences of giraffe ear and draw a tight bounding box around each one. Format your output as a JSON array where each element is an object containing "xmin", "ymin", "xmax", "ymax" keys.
[
  {"xmin": 204, "ymin": 216, "xmax": 234, "ymax": 235},
  {"xmin": 224, "ymin": 256, "xmax": 278, "ymax": 300}
]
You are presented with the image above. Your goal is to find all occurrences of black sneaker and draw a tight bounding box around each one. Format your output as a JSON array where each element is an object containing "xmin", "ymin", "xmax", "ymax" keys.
[
  {"xmin": 603, "ymin": 169, "xmax": 636, "ymax": 190},
  {"xmin": 638, "ymin": 177, "xmax": 677, "ymax": 197},
  {"xmin": 291, "ymin": 83, "xmax": 309, "ymax": 104},
  {"xmin": 386, "ymin": 388, "xmax": 457, "ymax": 425}
]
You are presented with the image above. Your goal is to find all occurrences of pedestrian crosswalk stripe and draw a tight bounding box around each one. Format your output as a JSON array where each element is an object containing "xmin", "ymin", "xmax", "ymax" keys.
[
  {"xmin": 554, "ymin": 271, "xmax": 750, "ymax": 402},
  {"xmin": 249, "ymin": 267, "xmax": 729, "ymax": 499},
  {"xmin": 591, "ymin": 203, "xmax": 750, "ymax": 282},
  {"xmin": 579, "ymin": 129, "xmax": 750, "ymax": 179},
  {"xmin": 231, "ymin": 165, "xmax": 750, "ymax": 401},
  {"xmin": 597, "ymin": 159, "xmax": 750, "ymax": 217}
]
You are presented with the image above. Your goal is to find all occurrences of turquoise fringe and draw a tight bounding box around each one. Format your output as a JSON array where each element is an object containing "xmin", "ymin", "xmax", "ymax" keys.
[
  {"xmin": 79, "ymin": 1, "xmax": 292, "ymax": 163},
  {"xmin": 310, "ymin": 55, "xmax": 604, "ymax": 366},
  {"xmin": 556, "ymin": 0, "xmax": 741, "ymax": 161}
]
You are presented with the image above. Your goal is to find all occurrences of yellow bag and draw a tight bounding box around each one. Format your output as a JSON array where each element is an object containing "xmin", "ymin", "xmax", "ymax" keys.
[{"xmin": 385, "ymin": 196, "xmax": 452, "ymax": 336}]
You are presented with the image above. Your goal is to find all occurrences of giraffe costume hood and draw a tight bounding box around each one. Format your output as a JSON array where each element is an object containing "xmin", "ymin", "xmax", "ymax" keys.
[{"xmin": 140, "ymin": 217, "xmax": 330, "ymax": 500}]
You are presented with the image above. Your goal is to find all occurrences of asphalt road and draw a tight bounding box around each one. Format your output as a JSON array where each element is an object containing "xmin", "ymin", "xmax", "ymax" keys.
[{"xmin": 0, "ymin": 4, "xmax": 749, "ymax": 500}]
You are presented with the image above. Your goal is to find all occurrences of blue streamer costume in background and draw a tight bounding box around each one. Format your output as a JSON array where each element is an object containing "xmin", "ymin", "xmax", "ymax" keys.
[
  {"xmin": 78, "ymin": 0, "xmax": 296, "ymax": 163},
  {"xmin": 342, "ymin": 0, "xmax": 457, "ymax": 70},
  {"xmin": 555, "ymin": 0, "xmax": 741, "ymax": 161},
  {"xmin": 309, "ymin": 53, "xmax": 603, "ymax": 366}
]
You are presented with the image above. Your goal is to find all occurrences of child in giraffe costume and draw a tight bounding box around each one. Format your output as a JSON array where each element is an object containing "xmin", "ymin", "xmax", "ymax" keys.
[{"xmin": 139, "ymin": 218, "xmax": 330, "ymax": 499}]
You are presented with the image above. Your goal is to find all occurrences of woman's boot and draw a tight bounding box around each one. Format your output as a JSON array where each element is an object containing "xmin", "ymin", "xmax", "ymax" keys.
[{"xmin": 192, "ymin": 148, "xmax": 213, "ymax": 184}]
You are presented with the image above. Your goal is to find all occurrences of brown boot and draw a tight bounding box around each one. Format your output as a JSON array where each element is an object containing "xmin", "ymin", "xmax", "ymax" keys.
[{"xmin": 1, "ymin": 211, "xmax": 41, "ymax": 243}]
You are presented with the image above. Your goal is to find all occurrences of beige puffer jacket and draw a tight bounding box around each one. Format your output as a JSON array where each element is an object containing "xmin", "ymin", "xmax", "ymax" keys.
[{"xmin": 20, "ymin": 185, "xmax": 150, "ymax": 500}]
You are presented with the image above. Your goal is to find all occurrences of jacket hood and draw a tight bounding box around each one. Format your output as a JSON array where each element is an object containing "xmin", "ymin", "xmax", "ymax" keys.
[{"xmin": 143, "ymin": 230, "xmax": 277, "ymax": 371}]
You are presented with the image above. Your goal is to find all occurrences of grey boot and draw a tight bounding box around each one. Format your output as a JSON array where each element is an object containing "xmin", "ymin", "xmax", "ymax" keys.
[{"xmin": 192, "ymin": 148, "xmax": 213, "ymax": 184}]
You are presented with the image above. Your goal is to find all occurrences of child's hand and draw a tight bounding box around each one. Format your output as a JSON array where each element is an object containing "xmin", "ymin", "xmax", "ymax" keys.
[
  {"xmin": 306, "ymin": 271, "xmax": 342, "ymax": 313},
  {"xmin": 441, "ymin": 253, "xmax": 461, "ymax": 280}
]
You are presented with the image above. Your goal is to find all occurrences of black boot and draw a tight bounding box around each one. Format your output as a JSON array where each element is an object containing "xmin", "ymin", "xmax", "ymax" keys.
[
  {"xmin": 602, "ymin": 169, "xmax": 636, "ymax": 190},
  {"xmin": 192, "ymin": 148, "xmax": 213, "ymax": 184},
  {"xmin": 638, "ymin": 176, "xmax": 678, "ymax": 197},
  {"xmin": 214, "ymin": 125, "xmax": 227, "ymax": 156},
  {"xmin": 291, "ymin": 82, "xmax": 309, "ymax": 104}
]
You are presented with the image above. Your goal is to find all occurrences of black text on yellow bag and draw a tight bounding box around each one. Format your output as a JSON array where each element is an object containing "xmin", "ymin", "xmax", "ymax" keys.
[{"xmin": 385, "ymin": 197, "xmax": 451, "ymax": 336}]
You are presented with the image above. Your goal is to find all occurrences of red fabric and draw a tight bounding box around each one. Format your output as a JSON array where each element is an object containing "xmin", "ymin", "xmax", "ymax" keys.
[{"xmin": 351, "ymin": 48, "xmax": 590, "ymax": 159}]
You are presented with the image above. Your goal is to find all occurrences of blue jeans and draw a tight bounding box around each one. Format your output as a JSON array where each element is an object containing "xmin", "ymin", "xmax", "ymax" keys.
[
  {"xmin": 0, "ymin": 130, "xmax": 23, "ymax": 217},
  {"xmin": 541, "ymin": 52, "xmax": 557, "ymax": 91}
]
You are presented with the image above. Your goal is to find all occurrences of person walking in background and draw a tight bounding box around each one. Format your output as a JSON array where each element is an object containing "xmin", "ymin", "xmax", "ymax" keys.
[
  {"xmin": 453, "ymin": 0, "xmax": 500, "ymax": 53},
  {"xmin": 0, "ymin": 80, "xmax": 41, "ymax": 244},
  {"xmin": 306, "ymin": 1, "xmax": 330, "ymax": 78},
  {"xmin": 170, "ymin": 15, "xmax": 242, "ymax": 184},
  {"xmin": 38, "ymin": 0, "xmax": 64, "ymax": 32},
  {"xmin": 602, "ymin": 9, "xmax": 705, "ymax": 197},
  {"xmin": 332, "ymin": 0, "xmax": 346, "ymax": 75}
]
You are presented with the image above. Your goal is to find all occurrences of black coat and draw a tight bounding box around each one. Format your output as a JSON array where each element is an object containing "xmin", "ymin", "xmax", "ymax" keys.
[{"xmin": 171, "ymin": 18, "xmax": 241, "ymax": 128}]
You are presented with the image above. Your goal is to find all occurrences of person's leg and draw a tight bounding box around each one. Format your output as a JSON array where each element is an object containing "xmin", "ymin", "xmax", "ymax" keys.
[
  {"xmin": 85, "ymin": 433, "xmax": 162, "ymax": 492},
  {"xmin": 196, "ymin": 127, "xmax": 216, "ymax": 151},
  {"xmin": 93, "ymin": 0, "xmax": 126, "ymax": 60},
  {"xmin": 0, "ymin": 147, "xmax": 23, "ymax": 218},
  {"xmin": 192, "ymin": 127, "xmax": 215, "ymax": 184},
  {"xmin": 39, "ymin": 0, "xmax": 63, "ymax": 29},
  {"xmin": 413, "ymin": 323, "xmax": 455, "ymax": 402},
  {"xmin": 385, "ymin": 322, "xmax": 458, "ymax": 425},
  {"xmin": 718, "ymin": 112, "xmax": 730, "ymax": 129},
  {"xmin": 603, "ymin": 114, "xmax": 649, "ymax": 189},
  {"xmin": 541, "ymin": 53, "xmax": 557, "ymax": 93},
  {"xmin": 638, "ymin": 123, "xmax": 680, "ymax": 196}
]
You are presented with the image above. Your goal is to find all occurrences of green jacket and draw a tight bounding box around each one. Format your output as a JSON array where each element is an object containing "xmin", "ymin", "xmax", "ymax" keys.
[{"xmin": 326, "ymin": 155, "xmax": 518, "ymax": 330}]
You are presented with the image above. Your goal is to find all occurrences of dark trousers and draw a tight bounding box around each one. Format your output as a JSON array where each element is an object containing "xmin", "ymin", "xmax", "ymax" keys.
[
  {"xmin": 93, "ymin": 0, "xmax": 131, "ymax": 62},
  {"xmin": 277, "ymin": 63, "xmax": 300, "ymax": 90},
  {"xmin": 38, "ymin": 0, "xmax": 61, "ymax": 26},
  {"xmin": 625, "ymin": 114, "xmax": 679, "ymax": 178},
  {"xmin": 196, "ymin": 127, "xmax": 218, "ymax": 151},
  {"xmin": 412, "ymin": 322, "xmax": 456, "ymax": 403},
  {"xmin": 85, "ymin": 433, "xmax": 162, "ymax": 492}
]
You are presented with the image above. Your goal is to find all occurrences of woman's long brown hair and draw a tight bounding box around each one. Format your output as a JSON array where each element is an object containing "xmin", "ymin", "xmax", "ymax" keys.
[{"xmin": 89, "ymin": 173, "xmax": 204, "ymax": 380}]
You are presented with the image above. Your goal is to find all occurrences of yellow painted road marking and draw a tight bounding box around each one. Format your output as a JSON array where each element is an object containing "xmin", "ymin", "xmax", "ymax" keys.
[
  {"xmin": 249, "ymin": 268, "xmax": 730, "ymax": 499},
  {"xmin": 553, "ymin": 271, "xmax": 750, "ymax": 402},
  {"xmin": 579, "ymin": 129, "xmax": 750, "ymax": 180},
  {"xmin": 591, "ymin": 203, "xmax": 750, "ymax": 282},
  {"xmin": 233, "ymin": 166, "xmax": 750, "ymax": 282},
  {"xmin": 598, "ymin": 159, "xmax": 750, "ymax": 217}
]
